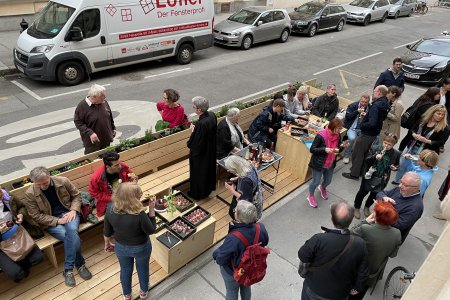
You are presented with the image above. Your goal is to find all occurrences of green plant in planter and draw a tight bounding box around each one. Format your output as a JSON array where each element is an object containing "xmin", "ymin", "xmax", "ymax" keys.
[
  {"xmin": 104, "ymin": 145, "xmax": 116, "ymax": 153},
  {"xmin": 218, "ymin": 105, "xmax": 229, "ymax": 118},
  {"xmin": 144, "ymin": 129, "xmax": 155, "ymax": 142},
  {"xmin": 293, "ymin": 81, "xmax": 303, "ymax": 89},
  {"xmin": 50, "ymin": 169, "xmax": 61, "ymax": 176},
  {"xmin": 155, "ymin": 120, "xmax": 170, "ymax": 132},
  {"xmin": 66, "ymin": 162, "xmax": 79, "ymax": 170},
  {"xmin": 117, "ymin": 138, "xmax": 136, "ymax": 151},
  {"xmin": 234, "ymin": 101, "xmax": 246, "ymax": 110}
]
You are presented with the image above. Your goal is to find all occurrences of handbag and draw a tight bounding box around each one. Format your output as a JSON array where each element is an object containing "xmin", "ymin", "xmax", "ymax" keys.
[
  {"xmin": 365, "ymin": 176, "xmax": 384, "ymax": 193},
  {"xmin": 298, "ymin": 235, "xmax": 354, "ymax": 278},
  {"xmin": 0, "ymin": 225, "xmax": 36, "ymax": 262}
]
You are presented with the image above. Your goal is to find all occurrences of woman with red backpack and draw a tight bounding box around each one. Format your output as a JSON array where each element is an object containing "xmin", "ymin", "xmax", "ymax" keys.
[{"xmin": 213, "ymin": 201, "xmax": 269, "ymax": 300}]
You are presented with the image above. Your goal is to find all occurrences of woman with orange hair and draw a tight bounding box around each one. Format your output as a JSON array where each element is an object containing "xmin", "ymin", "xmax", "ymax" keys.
[{"xmin": 349, "ymin": 201, "xmax": 402, "ymax": 300}]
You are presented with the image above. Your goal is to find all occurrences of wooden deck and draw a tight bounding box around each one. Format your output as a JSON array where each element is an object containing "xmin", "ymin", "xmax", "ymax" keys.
[{"xmin": 0, "ymin": 167, "xmax": 304, "ymax": 300}]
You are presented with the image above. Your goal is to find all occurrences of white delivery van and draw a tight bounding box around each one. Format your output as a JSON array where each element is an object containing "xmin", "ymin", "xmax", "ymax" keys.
[{"xmin": 14, "ymin": 0, "xmax": 214, "ymax": 85}]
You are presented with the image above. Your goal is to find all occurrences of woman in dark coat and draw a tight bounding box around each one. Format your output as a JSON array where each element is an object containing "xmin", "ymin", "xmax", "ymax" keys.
[
  {"xmin": 187, "ymin": 96, "xmax": 217, "ymax": 200},
  {"xmin": 216, "ymin": 108, "xmax": 249, "ymax": 160},
  {"xmin": 399, "ymin": 87, "xmax": 440, "ymax": 151},
  {"xmin": 394, "ymin": 104, "xmax": 449, "ymax": 184},
  {"xmin": 349, "ymin": 201, "xmax": 402, "ymax": 300},
  {"xmin": 307, "ymin": 118, "xmax": 348, "ymax": 208}
]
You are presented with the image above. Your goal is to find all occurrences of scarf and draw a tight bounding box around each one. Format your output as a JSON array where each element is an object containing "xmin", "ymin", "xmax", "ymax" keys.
[
  {"xmin": 408, "ymin": 124, "xmax": 434, "ymax": 155},
  {"xmin": 226, "ymin": 117, "xmax": 244, "ymax": 150},
  {"xmin": 374, "ymin": 147, "xmax": 392, "ymax": 178},
  {"xmin": 319, "ymin": 128, "xmax": 339, "ymax": 169}
]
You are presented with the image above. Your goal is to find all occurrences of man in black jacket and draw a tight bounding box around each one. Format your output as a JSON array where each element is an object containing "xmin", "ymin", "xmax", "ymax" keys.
[
  {"xmin": 374, "ymin": 58, "xmax": 405, "ymax": 91},
  {"xmin": 298, "ymin": 200, "xmax": 369, "ymax": 300},
  {"xmin": 311, "ymin": 84, "xmax": 339, "ymax": 121},
  {"xmin": 343, "ymin": 85, "xmax": 390, "ymax": 180}
]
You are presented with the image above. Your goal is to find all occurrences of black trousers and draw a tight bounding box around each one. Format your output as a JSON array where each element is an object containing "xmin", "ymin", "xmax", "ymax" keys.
[
  {"xmin": 354, "ymin": 179, "xmax": 378, "ymax": 209},
  {"xmin": 0, "ymin": 246, "xmax": 43, "ymax": 281},
  {"xmin": 350, "ymin": 135, "xmax": 376, "ymax": 177}
]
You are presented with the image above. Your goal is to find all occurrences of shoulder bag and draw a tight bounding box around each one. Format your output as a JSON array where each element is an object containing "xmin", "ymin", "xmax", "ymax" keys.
[
  {"xmin": 298, "ymin": 235, "xmax": 354, "ymax": 278},
  {"xmin": 0, "ymin": 225, "xmax": 36, "ymax": 261}
]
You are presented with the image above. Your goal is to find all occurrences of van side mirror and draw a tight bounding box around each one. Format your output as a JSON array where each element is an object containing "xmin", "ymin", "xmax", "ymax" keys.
[
  {"xmin": 67, "ymin": 27, "xmax": 83, "ymax": 42},
  {"xmin": 373, "ymin": 6, "xmax": 377, "ymax": 10},
  {"xmin": 20, "ymin": 18, "xmax": 29, "ymax": 33},
  {"xmin": 257, "ymin": 20, "xmax": 263, "ymax": 26}
]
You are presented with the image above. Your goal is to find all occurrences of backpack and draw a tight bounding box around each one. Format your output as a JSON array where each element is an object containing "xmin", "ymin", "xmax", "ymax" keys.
[
  {"xmin": 230, "ymin": 223, "xmax": 270, "ymax": 286},
  {"xmin": 401, "ymin": 101, "xmax": 427, "ymax": 129}
]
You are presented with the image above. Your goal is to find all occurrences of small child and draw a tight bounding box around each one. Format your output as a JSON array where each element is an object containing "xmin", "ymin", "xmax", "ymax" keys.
[{"xmin": 353, "ymin": 135, "xmax": 401, "ymax": 219}]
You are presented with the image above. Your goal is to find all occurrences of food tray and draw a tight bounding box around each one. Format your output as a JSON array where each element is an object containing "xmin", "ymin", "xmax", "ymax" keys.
[
  {"xmin": 167, "ymin": 217, "xmax": 197, "ymax": 240},
  {"xmin": 156, "ymin": 231, "xmax": 180, "ymax": 248},
  {"xmin": 154, "ymin": 212, "xmax": 168, "ymax": 233},
  {"xmin": 182, "ymin": 206, "xmax": 211, "ymax": 227},
  {"xmin": 290, "ymin": 127, "xmax": 309, "ymax": 137},
  {"xmin": 173, "ymin": 191, "xmax": 195, "ymax": 212}
]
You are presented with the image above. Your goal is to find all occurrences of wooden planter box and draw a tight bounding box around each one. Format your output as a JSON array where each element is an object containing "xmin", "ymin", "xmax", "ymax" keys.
[{"xmin": 151, "ymin": 216, "xmax": 216, "ymax": 274}]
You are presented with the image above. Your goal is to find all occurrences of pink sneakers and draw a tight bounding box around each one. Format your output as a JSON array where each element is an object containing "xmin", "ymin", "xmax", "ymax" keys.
[
  {"xmin": 307, "ymin": 194, "xmax": 318, "ymax": 208},
  {"xmin": 319, "ymin": 185, "xmax": 329, "ymax": 200}
]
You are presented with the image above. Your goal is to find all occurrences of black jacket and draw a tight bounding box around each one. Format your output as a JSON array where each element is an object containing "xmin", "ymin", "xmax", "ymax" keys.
[
  {"xmin": 216, "ymin": 118, "xmax": 242, "ymax": 159},
  {"xmin": 360, "ymin": 96, "xmax": 390, "ymax": 136},
  {"xmin": 401, "ymin": 122, "xmax": 450, "ymax": 154},
  {"xmin": 311, "ymin": 93, "xmax": 339, "ymax": 120},
  {"xmin": 248, "ymin": 106, "xmax": 291, "ymax": 144},
  {"xmin": 308, "ymin": 134, "xmax": 343, "ymax": 170},
  {"xmin": 298, "ymin": 228, "xmax": 369, "ymax": 298}
]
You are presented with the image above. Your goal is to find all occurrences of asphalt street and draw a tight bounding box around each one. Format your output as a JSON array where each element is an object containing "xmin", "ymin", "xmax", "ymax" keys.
[
  {"xmin": 1, "ymin": 10, "xmax": 449, "ymax": 181},
  {"xmin": 0, "ymin": 7, "xmax": 450, "ymax": 300}
]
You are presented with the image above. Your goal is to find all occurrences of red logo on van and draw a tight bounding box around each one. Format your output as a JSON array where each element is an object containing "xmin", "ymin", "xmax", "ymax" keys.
[
  {"xmin": 121, "ymin": 48, "xmax": 126, "ymax": 53},
  {"xmin": 156, "ymin": 0, "xmax": 202, "ymax": 8}
]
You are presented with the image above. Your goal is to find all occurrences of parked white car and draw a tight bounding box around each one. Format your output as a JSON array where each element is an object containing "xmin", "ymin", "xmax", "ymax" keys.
[{"xmin": 344, "ymin": 0, "xmax": 391, "ymax": 26}]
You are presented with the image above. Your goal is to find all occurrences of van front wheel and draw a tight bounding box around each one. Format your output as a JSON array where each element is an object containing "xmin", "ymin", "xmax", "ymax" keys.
[
  {"xmin": 176, "ymin": 44, "xmax": 193, "ymax": 65},
  {"xmin": 57, "ymin": 61, "xmax": 85, "ymax": 86}
]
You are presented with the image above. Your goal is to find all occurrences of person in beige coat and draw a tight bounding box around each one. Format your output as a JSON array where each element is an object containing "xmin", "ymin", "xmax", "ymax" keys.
[
  {"xmin": 381, "ymin": 86, "xmax": 403, "ymax": 141},
  {"xmin": 24, "ymin": 166, "xmax": 92, "ymax": 287}
]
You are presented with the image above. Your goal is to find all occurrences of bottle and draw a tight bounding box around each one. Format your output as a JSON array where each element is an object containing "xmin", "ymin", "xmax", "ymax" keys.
[
  {"xmin": 244, "ymin": 147, "xmax": 250, "ymax": 160},
  {"xmin": 248, "ymin": 144, "xmax": 254, "ymax": 161},
  {"xmin": 270, "ymin": 142, "xmax": 275, "ymax": 153},
  {"xmin": 322, "ymin": 112, "xmax": 327, "ymax": 123}
]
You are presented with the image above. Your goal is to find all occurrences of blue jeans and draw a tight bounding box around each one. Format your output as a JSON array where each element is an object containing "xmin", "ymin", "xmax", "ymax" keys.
[
  {"xmin": 115, "ymin": 240, "xmax": 152, "ymax": 296},
  {"xmin": 394, "ymin": 148, "xmax": 413, "ymax": 183},
  {"xmin": 47, "ymin": 213, "xmax": 85, "ymax": 271},
  {"xmin": 309, "ymin": 168, "xmax": 334, "ymax": 195},
  {"xmin": 220, "ymin": 265, "xmax": 251, "ymax": 300},
  {"xmin": 344, "ymin": 128, "xmax": 360, "ymax": 157}
]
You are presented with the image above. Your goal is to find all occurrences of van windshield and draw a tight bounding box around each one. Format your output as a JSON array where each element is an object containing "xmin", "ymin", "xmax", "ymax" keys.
[{"xmin": 27, "ymin": 1, "xmax": 75, "ymax": 39}]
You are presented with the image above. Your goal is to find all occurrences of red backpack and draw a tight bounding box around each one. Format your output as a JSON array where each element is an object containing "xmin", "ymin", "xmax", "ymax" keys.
[{"xmin": 230, "ymin": 223, "xmax": 270, "ymax": 286}]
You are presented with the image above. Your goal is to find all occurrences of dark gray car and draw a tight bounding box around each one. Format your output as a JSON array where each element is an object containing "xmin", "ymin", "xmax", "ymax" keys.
[
  {"xmin": 289, "ymin": 2, "xmax": 347, "ymax": 37},
  {"xmin": 213, "ymin": 6, "xmax": 291, "ymax": 50}
]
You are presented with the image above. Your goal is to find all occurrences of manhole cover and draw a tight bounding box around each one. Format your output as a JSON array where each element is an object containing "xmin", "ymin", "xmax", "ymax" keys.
[{"xmin": 121, "ymin": 73, "xmax": 144, "ymax": 81}]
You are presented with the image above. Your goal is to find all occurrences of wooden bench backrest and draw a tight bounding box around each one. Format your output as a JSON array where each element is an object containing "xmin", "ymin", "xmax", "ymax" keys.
[
  {"xmin": 7, "ymin": 100, "xmax": 269, "ymax": 202},
  {"xmin": 306, "ymin": 85, "xmax": 353, "ymax": 109}
]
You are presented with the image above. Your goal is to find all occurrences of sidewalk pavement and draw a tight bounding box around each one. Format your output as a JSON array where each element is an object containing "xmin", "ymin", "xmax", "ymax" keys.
[
  {"xmin": 0, "ymin": 13, "xmax": 234, "ymax": 77},
  {"xmin": 147, "ymin": 156, "xmax": 448, "ymax": 300}
]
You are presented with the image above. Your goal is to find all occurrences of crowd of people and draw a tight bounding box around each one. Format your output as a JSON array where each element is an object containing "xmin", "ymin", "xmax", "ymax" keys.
[{"xmin": 1, "ymin": 58, "xmax": 450, "ymax": 300}]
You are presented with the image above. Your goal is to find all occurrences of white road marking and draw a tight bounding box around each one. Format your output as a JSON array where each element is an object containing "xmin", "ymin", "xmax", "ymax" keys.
[
  {"xmin": 313, "ymin": 52, "xmax": 383, "ymax": 75},
  {"xmin": 11, "ymin": 80, "xmax": 43, "ymax": 100},
  {"xmin": 405, "ymin": 84, "xmax": 427, "ymax": 91},
  {"xmin": 144, "ymin": 68, "xmax": 191, "ymax": 79},
  {"xmin": 394, "ymin": 41, "xmax": 418, "ymax": 49},
  {"xmin": 190, "ymin": 82, "xmax": 290, "ymax": 117},
  {"xmin": 11, "ymin": 80, "xmax": 111, "ymax": 101}
]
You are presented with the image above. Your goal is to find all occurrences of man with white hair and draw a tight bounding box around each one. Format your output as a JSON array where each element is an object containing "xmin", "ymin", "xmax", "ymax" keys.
[
  {"xmin": 376, "ymin": 172, "xmax": 423, "ymax": 243},
  {"xmin": 216, "ymin": 107, "xmax": 249, "ymax": 159},
  {"xmin": 74, "ymin": 84, "xmax": 116, "ymax": 154}
]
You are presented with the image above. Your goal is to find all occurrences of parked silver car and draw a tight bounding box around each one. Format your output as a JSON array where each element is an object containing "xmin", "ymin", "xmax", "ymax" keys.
[
  {"xmin": 213, "ymin": 7, "xmax": 291, "ymax": 50},
  {"xmin": 343, "ymin": 0, "xmax": 391, "ymax": 26},
  {"xmin": 388, "ymin": 0, "xmax": 417, "ymax": 18}
]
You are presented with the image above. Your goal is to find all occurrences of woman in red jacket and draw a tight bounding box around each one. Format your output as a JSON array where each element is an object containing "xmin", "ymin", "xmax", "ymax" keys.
[{"xmin": 156, "ymin": 89, "xmax": 189, "ymax": 128}]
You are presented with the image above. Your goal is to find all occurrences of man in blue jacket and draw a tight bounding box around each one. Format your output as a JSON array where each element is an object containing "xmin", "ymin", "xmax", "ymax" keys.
[
  {"xmin": 343, "ymin": 94, "xmax": 370, "ymax": 163},
  {"xmin": 377, "ymin": 172, "xmax": 423, "ymax": 243},
  {"xmin": 374, "ymin": 58, "xmax": 405, "ymax": 91},
  {"xmin": 213, "ymin": 201, "xmax": 269, "ymax": 300},
  {"xmin": 343, "ymin": 85, "xmax": 390, "ymax": 180}
]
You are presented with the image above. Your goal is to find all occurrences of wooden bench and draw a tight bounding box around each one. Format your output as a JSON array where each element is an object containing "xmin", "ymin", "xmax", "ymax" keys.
[{"xmin": 10, "ymin": 99, "xmax": 269, "ymax": 269}]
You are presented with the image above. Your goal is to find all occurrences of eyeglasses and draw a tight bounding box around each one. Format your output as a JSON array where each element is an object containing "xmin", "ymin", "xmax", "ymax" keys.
[{"xmin": 399, "ymin": 181, "xmax": 419, "ymax": 188}]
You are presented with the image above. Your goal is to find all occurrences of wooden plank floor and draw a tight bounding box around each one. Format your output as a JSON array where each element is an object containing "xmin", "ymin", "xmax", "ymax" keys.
[{"xmin": 0, "ymin": 168, "xmax": 304, "ymax": 300}]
